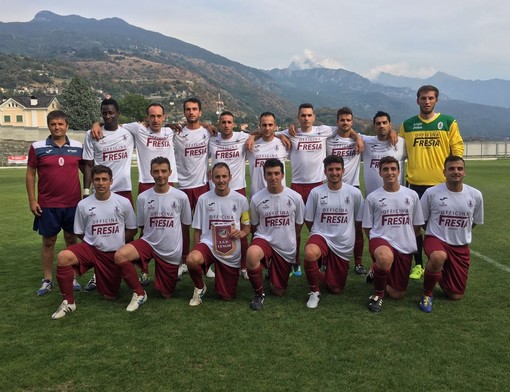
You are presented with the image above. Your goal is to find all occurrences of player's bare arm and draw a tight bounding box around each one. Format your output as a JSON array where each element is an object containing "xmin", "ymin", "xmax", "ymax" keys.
[
  {"xmin": 193, "ymin": 228, "xmax": 202, "ymax": 247},
  {"xmin": 90, "ymin": 122, "xmax": 104, "ymax": 140},
  {"xmin": 230, "ymin": 223, "xmax": 251, "ymax": 240},
  {"xmin": 83, "ymin": 160, "xmax": 94, "ymax": 197},
  {"xmin": 275, "ymin": 133, "xmax": 292, "ymax": 150},
  {"xmin": 347, "ymin": 129, "xmax": 365, "ymax": 154},
  {"xmin": 25, "ymin": 166, "xmax": 42, "ymax": 216},
  {"xmin": 125, "ymin": 228, "xmax": 138, "ymax": 243}
]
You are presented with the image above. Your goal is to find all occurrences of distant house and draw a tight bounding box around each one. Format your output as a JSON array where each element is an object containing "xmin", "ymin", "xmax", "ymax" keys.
[{"xmin": 0, "ymin": 95, "xmax": 60, "ymax": 129}]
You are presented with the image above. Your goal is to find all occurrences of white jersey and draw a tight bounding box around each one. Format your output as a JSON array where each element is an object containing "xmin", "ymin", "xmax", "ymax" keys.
[
  {"xmin": 362, "ymin": 136, "xmax": 407, "ymax": 195},
  {"xmin": 281, "ymin": 125, "xmax": 335, "ymax": 184},
  {"xmin": 209, "ymin": 132, "xmax": 250, "ymax": 191},
  {"xmin": 362, "ymin": 186, "xmax": 424, "ymax": 254},
  {"xmin": 421, "ymin": 183, "xmax": 484, "ymax": 245},
  {"xmin": 305, "ymin": 183, "xmax": 364, "ymax": 260},
  {"xmin": 123, "ymin": 123, "xmax": 179, "ymax": 184},
  {"xmin": 83, "ymin": 126, "xmax": 134, "ymax": 192},
  {"xmin": 74, "ymin": 193, "xmax": 137, "ymax": 252},
  {"xmin": 250, "ymin": 187, "xmax": 305, "ymax": 263},
  {"xmin": 192, "ymin": 190, "xmax": 250, "ymax": 267},
  {"xmin": 136, "ymin": 187, "xmax": 192, "ymax": 264},
  {"xmin": 246, "ymin": 137, "xmax": 288, "ymax": 196},
  {"xmin": 174, "ymin": 126, "xmax": 210, "ymax": 189},
  {"xmin": 326, "ymin": 133, "xmax": 361, "ymax": 186}
]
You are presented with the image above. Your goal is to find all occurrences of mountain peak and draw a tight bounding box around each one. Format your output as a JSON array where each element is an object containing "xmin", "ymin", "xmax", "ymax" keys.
[{"xmin": 33, "ymin": 10, "xmax": 59, "ymax": 22}]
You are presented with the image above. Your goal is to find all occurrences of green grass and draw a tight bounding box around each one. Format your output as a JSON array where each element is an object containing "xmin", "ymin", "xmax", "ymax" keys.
[{"xmin": 1, "ymin": 160, "xmax": 509, "ymax": 392}]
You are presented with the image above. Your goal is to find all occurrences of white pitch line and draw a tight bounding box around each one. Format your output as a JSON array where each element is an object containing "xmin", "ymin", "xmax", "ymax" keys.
[{"xmin": 471, "ymin": 250, "xmax": 510, "ymax": 273}]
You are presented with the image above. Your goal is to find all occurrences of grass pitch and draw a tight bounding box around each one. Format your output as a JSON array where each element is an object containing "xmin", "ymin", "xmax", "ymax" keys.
[{"xmin": 0, "ymin": 160, "xmax": 509, "ymax": 391}]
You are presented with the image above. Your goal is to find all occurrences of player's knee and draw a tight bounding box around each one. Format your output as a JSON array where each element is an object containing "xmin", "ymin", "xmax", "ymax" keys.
[
  {"xmin": 427, "ymin": 251, "xmax": 447, "ymax": 270},
  {"xmin": 374, "ymin": 247, "xmax": 393, "ymax": 268},
  {"xmin": 304, "ymin": 245, "xmax": 320, "ymax": 262},
  {"xmin": 271, "ymin": 286, "xmax": 285, "ymax": 297},
  {"xmin": 56, "ymin": 250, "xmax": 75, "ymax": 266},
  {"xmin": 386, "ymin": 290, "xmax": 406, "ymax": 299},
  {"xmin": 246, "ymin": 246, "xmax": 263, "ymax": 268},
  {"xmin": 445, "ymin": 291, "xmax": 464, "ymax": 301},
  {"xmin": 42, "ymin": 236, "xmax": 57, "ymax": 249},
  {"xmin": 328, "ymin": 286, "xmax": 342, "ymax": 294},
  {"xmin": 186, "ymin": 251, "xmax": 203, "ymax": 269}
]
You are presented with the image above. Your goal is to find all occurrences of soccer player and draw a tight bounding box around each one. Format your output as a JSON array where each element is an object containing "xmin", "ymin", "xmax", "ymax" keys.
[
  {"xmin": 246, "ymin": 158, "xmax": 305, "ymax": 310},
  {"xmin": 246, "ymin": 112, "xmax": 288, "ymax": 197},
  {"xmin": 185, "ymin": 163, "xmax": 250, "ymax": 306},
  {"xmin": 362, "ymin": 111, "xmax": 406, "ymax": 196},
  {"xmin": 400, "ymin": 85, "xmax": 464, "ymax": 279},
  {"xmin": 418, "ymin": 156, "xmax": 484, "ymax": 312},
  {"xmin": 50, "ymin": 165, "xmax": 137, "ymax": 319},
  {"xmin": 114, "ymin": 157, "xmax": 192, "ymax": 310},
  {"xmin": 362, "ymin": 156, "xmax": 424, "ymax": 313},
  {"xmin": 209, "ymin": 111, "xmax": 251, "ymax": 279},
  {"xmin": 82, "ymin": 98, "xmax": 135, "ymax": 292},
  {"xmin": 173, "ymin": 98, "xmax": 215, "ymax": 277},
  {"xmin": 326, "ymin": 107, "xmax": 376, "ymax": 275},
  {"xmin": 303, "ymin": 155, "xmax": 364, "ymax": 308},
  {"xmin": 26, "ymin": 110, "xmax": 84, "ymax": 296}
]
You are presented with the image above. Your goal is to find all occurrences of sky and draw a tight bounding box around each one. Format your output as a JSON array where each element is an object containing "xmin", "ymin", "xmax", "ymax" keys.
[{"xmin": 2, "ymin": 0, "xmax": 509, "ymax": 81}]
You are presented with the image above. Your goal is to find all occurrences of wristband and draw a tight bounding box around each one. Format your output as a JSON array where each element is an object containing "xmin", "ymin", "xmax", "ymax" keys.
[{"xmin": 83, "ymin": 188, "xmax": 90, "ymax": 196}]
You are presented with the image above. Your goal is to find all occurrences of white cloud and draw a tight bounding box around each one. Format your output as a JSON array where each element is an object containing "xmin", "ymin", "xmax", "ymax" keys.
[
  {"xmin": 289, "ymin": 50, "xmax": 346, "ymax": 70},
  {"xmin": 364, "ymin": 62, "xmax": 437, "ymax": 80}
]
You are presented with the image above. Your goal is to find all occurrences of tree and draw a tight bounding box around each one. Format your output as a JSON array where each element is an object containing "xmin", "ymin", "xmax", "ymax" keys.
[
  {"xmin": 60, "ymin": 76, "xmax": 99, "ymax": 130},
  {"xmin": 118, "ymin": 93, "xmax": 151, "ymax": 122}
]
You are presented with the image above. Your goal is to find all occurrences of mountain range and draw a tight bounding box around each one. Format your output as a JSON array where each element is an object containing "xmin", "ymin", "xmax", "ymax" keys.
[{"xmin": 0, "ymin": 10, "xmax": 509, "ymax": 138}]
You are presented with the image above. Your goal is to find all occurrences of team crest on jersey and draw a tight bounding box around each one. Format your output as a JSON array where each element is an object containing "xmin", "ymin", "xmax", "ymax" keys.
[
  {"xmin": 232, "ymin": 205, "xmax": 238, "ymax": 212},
  {"xmin": 58, "ymin": 157, "xmax": 64, "ymax": 166},
  {"xmin": 438, "ymin": 122, "xmax": 444, "ymax": 130},
  {"xmin": 439, "ymin": 197, "xmax": 448, "ymax": 207},
  {"xmin": 262, "ymin": 199, "xmax": 270, "ymax": 209},
  {"xmin": 208, "ymin": 202, "xmax": 216, "ymax": 211},
  {"xmin": 404, "ymin": 198, "xmax": 410, "ymax": 206},
  {"xmin": 88, "ymin": 207, "xmax": 97, "ymax": 217},
  {"xmin": 114, "ymin": 206, "xmax": 121, "ymax": 214},
  {"xmin": 468, "ymin": 200, "xmax": 474, "ymax": 208},
  {"xmin": 378, "ymin": 198, "xmax": 387, "ymax": 207},
  {"xmin": 344, "ymin": 196, "xmax": 351, "ymax": 205},
  {"xmin": 287, "ymin": 199, "xmax": 292, "ymax": 207},
  {"xmin": 147, "ymin": 200, "xmax": 155, "ymax": 210},
  {"xmin": 171, "ymin": 201, "xmax": 177, "ymax": 209},
  {"xmin": 275, "ymin": 145, "xmax": 279, "ymax": 150},
  {"xmin": 320, "ymin": 195, "xmax": 328, "ymax": 204}
]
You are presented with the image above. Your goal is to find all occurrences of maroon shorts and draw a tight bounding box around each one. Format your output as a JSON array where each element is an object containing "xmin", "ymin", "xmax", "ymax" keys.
[
  {"xmin": 193, "ymin": 243, "xmax": 239, "ymax": 300},
  {"xmin": 291, "ymin": 182, "xmax": 322, "ymax": 204},
  {"xmin": 423, "ymin": 235, "xmax": 470, "ymax": 295},
  {"xmin": 369, "ymin": 238, "xmax": 413, "ymax": 292},
  {"xmin": 307, "ymin": 235, "xmax": 349, "ymax": 292},
  {"xmin": 129, "ymin": 239, "xmax": 180, "ymax": 298},
  {"xmin": 182, "ymin": 184, "xmax": 210, "ymax": 210},
  {"xmin": 67, "ymin": 242, "xmax": 120, "ymax": 298},
  {"xmin": 115, "ymin": 191, "xmax": 134, "ymax": 207},
  {"xmin": 250, "ymin": 238, "xmax": 292, "ymax": 292}
]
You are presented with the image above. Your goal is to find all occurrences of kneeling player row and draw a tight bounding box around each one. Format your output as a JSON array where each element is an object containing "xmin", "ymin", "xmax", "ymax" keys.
[{"xmin": 51, "ymin": 154, "xmax": 483, "ymax": 319}]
